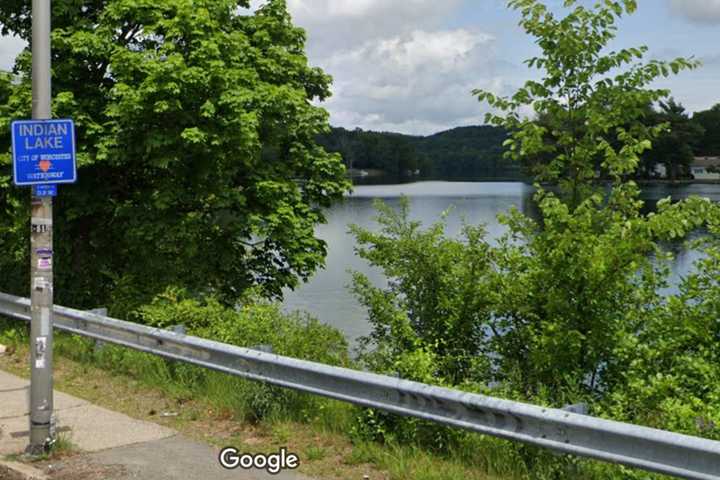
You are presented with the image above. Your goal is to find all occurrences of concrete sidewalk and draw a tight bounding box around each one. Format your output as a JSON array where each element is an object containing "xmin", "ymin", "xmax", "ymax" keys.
[
  {"xmin": 0, "ymin": 370, "xmax": 310, "ymax": 479},
  {"xmin": 0, "ymin": 370, "xmax": 174, "ymax": 456}
]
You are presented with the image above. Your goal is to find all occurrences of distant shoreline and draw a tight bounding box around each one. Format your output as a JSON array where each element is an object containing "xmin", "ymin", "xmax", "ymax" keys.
[
  {"xmin": 635, "ymin": 179, "xmax": 720, "ymax": 185},
  {"xmin": 346, "ymin": 168, "xmax": 386, "ymax": 177},
  {"xmin": 347, "ymin": 173, "xmax": 720, "ymax": 186}
]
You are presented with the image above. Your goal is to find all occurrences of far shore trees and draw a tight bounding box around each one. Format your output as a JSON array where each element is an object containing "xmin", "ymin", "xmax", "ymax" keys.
[{"xmin": 693, "ymin": 103, "xmax": 720, "ymax": 156}]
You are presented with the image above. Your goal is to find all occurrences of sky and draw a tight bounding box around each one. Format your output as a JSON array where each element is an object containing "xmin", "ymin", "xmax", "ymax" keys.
[{"xmin": 1, "ymin": 0, "xmax": 719, "ymax": 136}]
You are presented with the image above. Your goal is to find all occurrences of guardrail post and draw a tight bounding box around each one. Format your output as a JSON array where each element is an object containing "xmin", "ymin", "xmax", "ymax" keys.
[
  {"xmin": 171, "ymin": 324, "xmax": 186, "ymax": 335},
  {"xmin": 88, "ymin": 308, "xmax": 108, "ymax": 352},
  {"xmin": 562, "ymin": 403, "xmax": 589, "ymax": 415}
]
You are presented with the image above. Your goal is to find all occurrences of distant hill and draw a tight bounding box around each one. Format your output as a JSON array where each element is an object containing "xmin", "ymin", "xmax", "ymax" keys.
[
  {"xmin": 317, "ymin": 125, "xmax": 521, "ymax": 178},
  {"xmin": 416, "ymin": 126, "xmax": 512, "ymax": 177}
]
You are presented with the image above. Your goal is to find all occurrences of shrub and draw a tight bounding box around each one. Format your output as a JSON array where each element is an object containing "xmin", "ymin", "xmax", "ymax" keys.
[{"xmin": 138, "ymin": 287, "xmax": 350, "ymax": 367}]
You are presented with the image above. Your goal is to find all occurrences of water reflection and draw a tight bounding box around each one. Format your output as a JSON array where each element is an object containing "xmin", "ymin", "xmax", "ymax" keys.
[{"xmin": 283, "ymin": 181, "xmax": 719, "ymax": 343}]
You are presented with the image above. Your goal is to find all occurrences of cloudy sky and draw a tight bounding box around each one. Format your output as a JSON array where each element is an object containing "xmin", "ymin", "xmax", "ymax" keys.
[{"xmin": 2, "ymin": 0, "xmax": 719, "ymax": 135}]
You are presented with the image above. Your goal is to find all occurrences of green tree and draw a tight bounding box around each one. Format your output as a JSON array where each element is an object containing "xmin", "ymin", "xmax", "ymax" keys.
[
  {"xmin": 353, "ymin": 0, "xmax": 718, "ymax": 426},
  {"xmin": 642, "ymin": 99, "xmax": 704, "ymax": 181},
  {"xmin": 693, "ymin": 103, "xmax": 720, "ymax": 156},
  {"xmin": 0, "ymin": 72, "xmax": 11, "ymax": 105},
  {"xmin": 475, "ymin": 0, "xmax": 698, "ymax": 206},
  {"xmin": 473, "ymin": 0, "xmax": 707, "ymax": 400},
  {"xmin": 340, "ymin": 2, "xmax": 720, "ymax": 475},
  {"xmin": 317, "ymin": 125, "xmax": 512, "ymax": 178},
  {"xmin": 0, "ymin": 0, "xmax": 350, "ymax": 315}
]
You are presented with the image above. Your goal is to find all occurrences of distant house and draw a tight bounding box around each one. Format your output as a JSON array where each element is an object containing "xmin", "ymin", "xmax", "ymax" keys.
[
  {"xmin": 653, "ymin": 163, "xmax": 667, "ymax": 178},
  {"xmin": 691, "ymin": 156, "xmax": 720, "ymax": 180}
]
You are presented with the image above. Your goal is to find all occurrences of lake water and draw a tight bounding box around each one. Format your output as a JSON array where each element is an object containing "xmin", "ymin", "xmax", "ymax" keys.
[{"xmin": 282, "ymin": 181, "xmax": 720, "ymax": 344}]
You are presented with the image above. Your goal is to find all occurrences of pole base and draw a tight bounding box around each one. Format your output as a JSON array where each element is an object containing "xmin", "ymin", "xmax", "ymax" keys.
[
  {"xmin": 24, "ymin": 441, "xmax": 49, "ymax": 458},
  {"xmin": 26, "ymin": 418, "xmax": 54, "ymax": 457}
]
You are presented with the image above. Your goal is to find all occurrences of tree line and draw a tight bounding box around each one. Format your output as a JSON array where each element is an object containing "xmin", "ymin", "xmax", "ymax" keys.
[
  {"xmin": 317, "ymin": 125, "xmax": 519, "ymax": 178},
  {"xmin": 319, "ymin": 100, "xmax": 720, "ymax": 181}
]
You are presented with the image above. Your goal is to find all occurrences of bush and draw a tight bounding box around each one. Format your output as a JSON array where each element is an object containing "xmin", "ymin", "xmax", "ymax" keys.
[
  {"xmin": 137, "ymin": 287, "xmax": 350, "ymax": 367},
  {"xmin": 350, "ymin": 200, "xmax": 494, "ymax": 386},
  {"xmin": 349, "ymin": 195, "xmax": 719, "ymax": 474},
  {"xmin": 119, "ymin": 288, "xmax": 352, "ymax": 422},
  {"xmin": 603, "ymin": 226, "xmax": 720, "ymax": 441}
]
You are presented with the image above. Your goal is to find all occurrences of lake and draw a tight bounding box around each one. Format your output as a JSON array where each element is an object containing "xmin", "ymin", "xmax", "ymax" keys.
[{"xmin": 282, "ymin": 181, "xmax": 720, "ymax": 344}]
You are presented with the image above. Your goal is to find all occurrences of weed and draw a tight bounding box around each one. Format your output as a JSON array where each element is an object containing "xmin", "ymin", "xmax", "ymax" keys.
[{"xmin": 304, "ymin": 446, "xmax": 327, "ymax": 462}]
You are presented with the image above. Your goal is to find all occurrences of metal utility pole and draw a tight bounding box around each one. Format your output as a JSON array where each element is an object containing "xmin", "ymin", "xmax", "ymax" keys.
[{"xmin": 28, "ymin": 0, "xmax": 55, "ymax": 454}]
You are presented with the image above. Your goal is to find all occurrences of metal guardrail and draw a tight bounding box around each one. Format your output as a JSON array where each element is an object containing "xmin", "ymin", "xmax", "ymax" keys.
[{"xmin": 1, "ymin": 292, "xmax": 719, "ymax": 479}]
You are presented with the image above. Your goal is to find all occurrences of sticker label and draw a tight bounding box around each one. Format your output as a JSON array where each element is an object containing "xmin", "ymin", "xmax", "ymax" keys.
[
  {"xmin": 37, "ymin": 257, "xmax": 52, "ymax": 270},
  {"xmin": 33, "ymin": 277, "xmax": 42, "ymax": 290},
  {"xmin": 31, "ymin": 218, "xmax": 52, "ymax": 234},
  {"xmin": 33, "ymin": 277, "xmax": 52, "ymax": 292},
  {"xmin": 33, "ymin": 184, "xmax": 58, "ymax": 197},
  {"xmin": 31, "ymin": 224, "xmax": 52, "ymax": 234},
  {"xmin": 35, "ymin": 336, "xmax": 47, "ymax": 368},
  {"xmin": 36, "ymin": 248, "xmax": 53, "ymax": 258}
]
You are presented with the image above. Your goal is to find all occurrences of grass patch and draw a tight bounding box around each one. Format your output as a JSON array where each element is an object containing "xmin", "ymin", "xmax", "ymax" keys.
[
  {"xmin": 0, "ymin": 315, "xmax": 661, "ymax": 480},
  {"xmin": 304, "ymin": 445, "xmax": 328, "ymax": 461},
  {"xmin": 29, "ymin": 433, "xmax": 79, "ymax": 462},
  {"xmin": 50, "ymin": 433, "xmax": 77, "ymax": 457},
  {"xmin": 2, "ymin": 433, "xmax": 77, "ymax": 465}
]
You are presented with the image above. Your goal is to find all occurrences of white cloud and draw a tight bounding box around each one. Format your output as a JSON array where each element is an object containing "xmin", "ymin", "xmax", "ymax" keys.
[
  {"xmin": 287, "ymin": 0, "xmax": 464, "ymax": 58},
  {"xmin": 669, "ymin": 0, "xmax": 720, "ymax": 24},
  {"xmin": 318, "ymin": 29, "xmax": 516, "ymax": 135},
  {"xmin": 275, "ymin": 1, "xmax": 513, "ymax": 135},
  {"xmin": 374, "ymin": 30, "xmax": 491, "ymax": 73},
  {"xmin": 0, "ymin": 35, "xmax": 25, "ymax": 71},
  {"xmin": 290, "ymin": 0, "xmax": 382, "ymax": 18}
]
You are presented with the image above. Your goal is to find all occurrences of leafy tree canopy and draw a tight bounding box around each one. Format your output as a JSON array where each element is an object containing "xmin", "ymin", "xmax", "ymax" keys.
[
  {"xmin": 0, "ymin": 0, "xmax": 350, "ymax": 316},
  {"xmin": 693, "ymin": 103, "xmax": 720, "ymax": 156},
  {"xmin": 476, "ymin": 0, "xmax": 699, "ymax": 203},
  {"xmin": 641, "ymin": 98, "xmax": 704, "ymax": 180},
  {"xmin": 475, "ymin": 0, "xmax": 717, "ymax": 401}
]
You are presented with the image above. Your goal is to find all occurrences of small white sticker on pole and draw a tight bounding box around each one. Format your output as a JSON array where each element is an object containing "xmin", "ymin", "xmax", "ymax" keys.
[
  {"xmin": 33, "ymin": 277, "xmax": 52, "ymax": 292},
  {"xmin": 35, "ymin": 336, "xmax": 47, "ymax": 368}
]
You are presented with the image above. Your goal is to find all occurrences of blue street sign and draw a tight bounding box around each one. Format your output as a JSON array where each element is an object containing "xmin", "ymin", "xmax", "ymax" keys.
[
  {"xmin": 11, "ymin": 119, "xmax": 77, "ymax": 186},
  {"xmin": 32, "ymin": 184, "xmax": 57, "ymax": 197}
]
